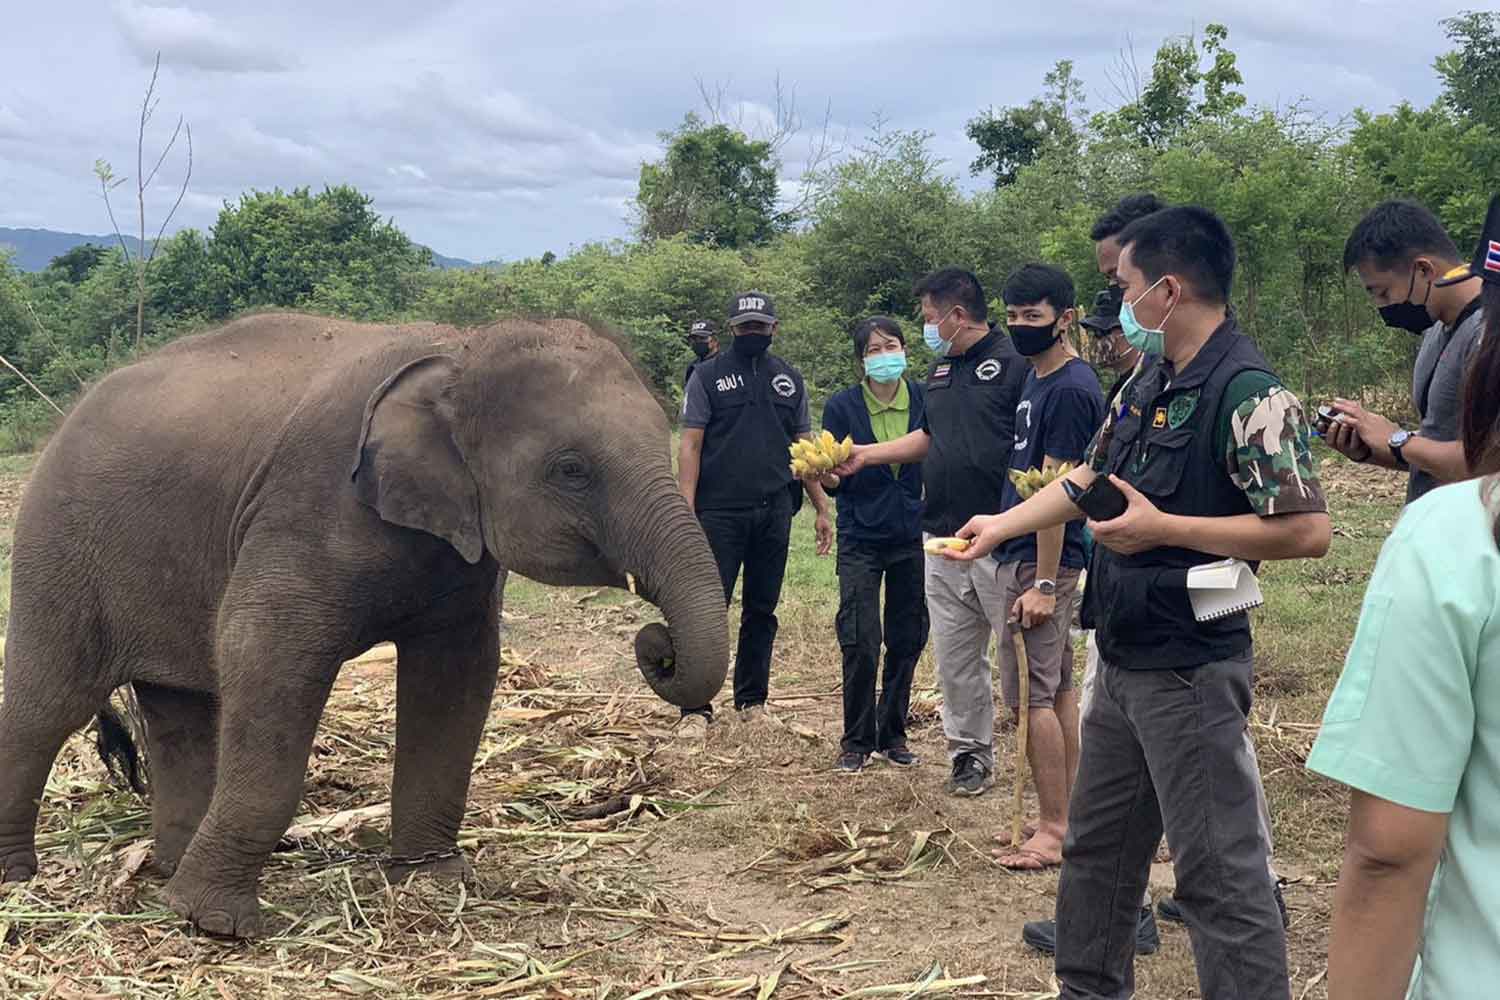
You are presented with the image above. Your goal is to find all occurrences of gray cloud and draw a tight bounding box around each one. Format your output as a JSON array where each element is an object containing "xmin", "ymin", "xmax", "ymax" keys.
[
  {"xmin": 0, "ymin": 0, "xmax": 1461, "ymax": 263},
  {"xmin": 113, "ymin": 1, "xmax": 295, "ymax": 73}
]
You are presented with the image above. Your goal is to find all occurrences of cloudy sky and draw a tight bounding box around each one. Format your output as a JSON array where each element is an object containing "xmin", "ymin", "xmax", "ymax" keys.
[{"xmin": 0, "ymin": 1, "xmax": 1479, "ymax": 262}]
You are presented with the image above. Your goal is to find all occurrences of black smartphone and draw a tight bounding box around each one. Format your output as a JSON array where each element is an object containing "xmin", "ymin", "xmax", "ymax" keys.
[
  {"xmin": 1063, "ymin": 475, "xmax": 1129, "ymax": 521},
  {"xmin": 1314, "ymin": 404, "xmax": 1345, "ymax": 437}
]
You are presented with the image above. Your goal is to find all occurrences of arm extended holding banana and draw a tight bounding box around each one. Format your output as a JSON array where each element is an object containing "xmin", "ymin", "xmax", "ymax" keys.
[{"xmin": 943, "ymin": 461, "xmax": 1330, "ymax": 564}]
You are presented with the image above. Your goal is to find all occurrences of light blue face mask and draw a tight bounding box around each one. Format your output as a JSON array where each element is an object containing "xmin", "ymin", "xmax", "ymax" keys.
[
  {"xmin": 1119, "ymin": 276, "xmax": 1174, "ymax": 356},
  {"xmin": 922, "ymin": 306, "xmax": 957, "ymax": 355},
  {"xmin": 864, "ymin": 351, "xmax": 908, "ymax": 383}
]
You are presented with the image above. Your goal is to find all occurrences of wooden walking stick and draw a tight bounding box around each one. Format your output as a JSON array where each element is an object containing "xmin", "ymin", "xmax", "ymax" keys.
[{"xmin": 1010, "ymin": 622, "xmax": 1030, "ymax": 849}]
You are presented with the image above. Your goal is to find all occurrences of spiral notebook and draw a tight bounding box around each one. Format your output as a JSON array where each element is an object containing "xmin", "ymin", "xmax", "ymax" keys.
[{"xmin": 1185, "ymin": 558, "xmax": 1264, "ymax": 622}]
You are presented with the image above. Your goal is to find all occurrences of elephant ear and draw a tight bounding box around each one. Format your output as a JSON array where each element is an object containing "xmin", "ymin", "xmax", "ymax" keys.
[{"xmin": 350, "ymin": 355, "xmax": 484, "ymax": 564}]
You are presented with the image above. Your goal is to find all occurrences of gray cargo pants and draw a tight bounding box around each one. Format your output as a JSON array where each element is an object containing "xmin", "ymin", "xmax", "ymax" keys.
[
  {"xmin": 923, "ymin": 534, "xmax": 1015, "ymax": 772},
  {"xmin": 1056, "ymin": 650, "xmax": 1289, "ymax": 1000}
]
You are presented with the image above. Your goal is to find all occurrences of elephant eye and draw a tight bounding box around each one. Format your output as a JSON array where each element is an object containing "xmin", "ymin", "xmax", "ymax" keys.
[{"xmin": 549, "ymin": 452, "xmax": 591, "ymax": 487}]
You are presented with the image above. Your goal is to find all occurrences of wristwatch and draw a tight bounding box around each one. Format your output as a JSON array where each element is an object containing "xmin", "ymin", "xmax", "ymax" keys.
[
  {"xmin": 1035, "ymin": 579, "xmax": 1057, "ymax": 597},
  {"xmin": 1388, "ymin": 428, "xmax": 1413, "ymax": 469}
]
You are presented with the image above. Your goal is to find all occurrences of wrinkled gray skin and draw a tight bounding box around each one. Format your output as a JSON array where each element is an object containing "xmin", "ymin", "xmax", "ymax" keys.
[{"xmin": 0, "ymin": 313, "xmax": 727, "ymax": 938}]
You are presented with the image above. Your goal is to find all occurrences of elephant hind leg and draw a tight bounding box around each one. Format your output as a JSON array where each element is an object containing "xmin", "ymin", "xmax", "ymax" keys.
[
  {"xmin": 133, "ymin": 683, "xmax": 219, "ymax": 877},
  {"xmin": 0, "ymin": 638, "xmax": 115, "ymax": 882}
]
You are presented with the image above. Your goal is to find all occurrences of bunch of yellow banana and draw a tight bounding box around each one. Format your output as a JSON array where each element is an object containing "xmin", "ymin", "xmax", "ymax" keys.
[
  {"xmin": 788, "ymin": 431, "xmax": 855, "ymax": 479},
  {"xmin": 1008, "ymin": 462, "xmax": 1075, "ymax": 499}
]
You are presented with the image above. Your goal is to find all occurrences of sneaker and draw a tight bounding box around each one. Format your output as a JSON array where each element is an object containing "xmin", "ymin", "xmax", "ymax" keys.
[
  {"xmin": 946, "ymin": 752, "xmax": 993, "ymax": 796},
  {"xmin": 676, "ymin": 713, "xmax": 710, "ymax": 740},
  {"xmin": 876, "ymin": 746, "xmax": 920, "ymax": 767},
  {"xmin": 835, "ymin": 751, "xmax": 867, "ymax": 773},
  {"xmin": 1022, "ymin": 907, "xmax": 1159, "ymax": 957},
  {"xmin": 1158, "ymin": 883, "xmax": 1289, "ymax": 930}
]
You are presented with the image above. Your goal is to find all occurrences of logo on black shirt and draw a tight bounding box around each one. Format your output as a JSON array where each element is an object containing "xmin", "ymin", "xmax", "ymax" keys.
[
  {"xmin": 771, "ymin": 373, "xmax": 796, "ymax": 398},
  {"xmin": 715, "ymin": 373, "xmax": 746, "ymax": 393},
  {"xmin": 976, "ymin": 359, "xmax": 1002, "ymax": 381}
]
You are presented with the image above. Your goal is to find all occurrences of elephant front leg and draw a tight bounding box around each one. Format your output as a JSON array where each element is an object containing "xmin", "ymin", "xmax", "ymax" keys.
[
  {"xmin": 387, "ymin": 608, "xmax": 500, "ymax": 883},
  {"xmin": 163, "ymin": 629, "xmax": 339, "ymax": 938}
]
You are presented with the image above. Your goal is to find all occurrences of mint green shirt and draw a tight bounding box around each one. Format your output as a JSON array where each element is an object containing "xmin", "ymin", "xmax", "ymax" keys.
[{"xmin": 1306, "ymin": 477, "xmax": 1500, "ymax": 999}]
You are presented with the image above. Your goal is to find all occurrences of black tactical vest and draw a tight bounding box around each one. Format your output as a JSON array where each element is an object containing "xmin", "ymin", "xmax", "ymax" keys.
[
  {"xmin": 1081, "ymin": 320, "xmax": 1272, "ymax": 670},
  {"xmin": 695, "ymin": 349, "xmax": 806, "ymax": 511}
]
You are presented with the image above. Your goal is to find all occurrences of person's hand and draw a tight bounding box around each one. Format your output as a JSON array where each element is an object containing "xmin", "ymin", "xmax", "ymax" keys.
[
  {"xmin": 1324, "ymin": 416, "xmax": 1372, "ymax": 463},
  {"xmin": 819, "ymin": 472, "xmax": 840, "ymax": 490},
  {"xmin": 1088, "ymin": 476, "xmax": 1173, "ymax": 555},
  {"xmin": 1333, "ymin": 399, "xmax": 1396, "ymax": 464},
  {"xmin": 942, "ymin": 514, "xmax": 1007, "ymax": 561},
  {"xmin": 1011, "ymin": 587, "xmax": 1056, "ymax": 629},
  {"xmin": 815, "ymin": 510, "xmax": 833, "ymax": 557},
  {"xmin": 832, "ymin": 444, "xmax": 870, "ymax": 478}
]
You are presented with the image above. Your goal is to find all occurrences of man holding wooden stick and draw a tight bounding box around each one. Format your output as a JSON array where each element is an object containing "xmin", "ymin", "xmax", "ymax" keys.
[{"xmin": 987, "ymin": 264, "xmax": 1103, "ymax": 871}]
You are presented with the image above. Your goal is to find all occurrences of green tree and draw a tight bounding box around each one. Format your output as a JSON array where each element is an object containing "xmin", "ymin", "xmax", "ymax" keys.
[
  {"xmin": 46, "ymin": 244, "xmax": 110, "ymax": 284},
  {"xmin": 804, "ymin": 125, "xmax": 967, "ymax": 319},
  {"xmin": 966, "ymin": 61, "xmax": 1086, "ymax": 187},
  {"xmin": 1101, "ymin": 23, "xmax": 1246, "ymax": 147},
  {"xmin": 635, "ymin": 115, "xmax": 785, "ymax": 247},
  {"xmin": 204, "ymin": 185, "xmax": 431, "ymax": 318},
  {"xmin": 1436, "ymin": 11, "xmax": 1500, "ymax": 130}
]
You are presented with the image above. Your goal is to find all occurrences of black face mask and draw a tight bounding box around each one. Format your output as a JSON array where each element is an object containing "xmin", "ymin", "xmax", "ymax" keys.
[
  {"xmin": 690, "ymin": 340, "xmax": 711, "ymax": 359},
  {"xmin": 731, "ymin": 333, "xmax": 771, "ymax": 357},
  {"xmin": 1379, "ymin": 269, "xmax": 1435, "ymax": 335},
  {"xmin": 1009, "ymin": 321, "xmax": 1060, "ymax": 357}
]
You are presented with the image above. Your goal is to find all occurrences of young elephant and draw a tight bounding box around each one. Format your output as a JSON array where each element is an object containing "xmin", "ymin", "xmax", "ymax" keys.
[{"xmin": 0, "ymin": 313, "xmax": 728, "ymax": 938}]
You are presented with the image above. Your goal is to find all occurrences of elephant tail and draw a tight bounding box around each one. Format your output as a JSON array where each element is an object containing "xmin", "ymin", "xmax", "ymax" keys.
[{"xmin": 95, "ymin": 702, "xmax": 147, "ymax": 796}]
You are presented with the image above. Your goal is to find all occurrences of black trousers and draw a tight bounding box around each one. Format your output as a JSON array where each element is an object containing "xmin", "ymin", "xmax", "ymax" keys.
[
  {"xmin": 835, "ymin": 538, "xmax": 927, "ymax": 754},
  {"xmin": 692, "ymin": 491, "xmax": 794, "ymax": 712},
  {"xmin": 1055, "ymin": 650, "xmax": 1288, "ymax": 1000}
]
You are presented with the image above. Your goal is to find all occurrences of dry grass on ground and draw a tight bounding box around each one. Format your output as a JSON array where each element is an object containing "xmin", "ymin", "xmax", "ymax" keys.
[{"xmin": 0, "ymin": 449, "xmax": 1404, "ymax": 999}]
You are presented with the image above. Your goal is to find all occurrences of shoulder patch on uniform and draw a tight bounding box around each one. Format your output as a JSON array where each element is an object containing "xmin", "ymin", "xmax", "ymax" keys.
[
  {"xmin": 771, "ymin": 373, "xmax": 796, "ymax": 398},
  {"xmin": 1167, "ymin": 390, "xmax": 1199, "ymax": 429},
  {"xmin": 1152, "ymin": 407, "xmax": 1168, "ymax": 429},
  {"xmin": 975, "ymin": 359, "xmax": 1002, "ymax": 381}
]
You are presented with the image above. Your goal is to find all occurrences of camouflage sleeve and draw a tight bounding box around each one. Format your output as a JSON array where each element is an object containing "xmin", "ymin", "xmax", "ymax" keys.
[
  {"xmin": 1084, "ymin": 421, "xmax": 1110, "ymax": 473},
  {"xmin": 1224, "ymin": 383, "xmax": 1327, "ymax": 517}
]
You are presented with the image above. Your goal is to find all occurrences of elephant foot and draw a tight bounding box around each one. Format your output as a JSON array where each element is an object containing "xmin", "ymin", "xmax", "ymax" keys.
[
  {"xmin": 164, "ymin": 871, "xmax": 263, "ymax": 938},
  {"xmin": 383, "ymin": 849, "xmax": 472, "ymax": 884},
  {"xmin": 0, "ymin": 849, "xmax": 38, "ymax": 883}
]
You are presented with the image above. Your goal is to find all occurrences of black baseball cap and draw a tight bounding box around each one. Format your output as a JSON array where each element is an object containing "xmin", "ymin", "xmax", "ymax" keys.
[
  {"xmin": 1436, "ymin": 193, "xmax": 1500, "ymax": 288},
  {"xmin": 1080, "ymin": 285, "xmax": 1123, "ymax": 335},
  {"xmin": 728, "ymin": 290, "xmax": 777, "ymax": 326},
  {"xmin": 688, "ymin": 319, "xmax": 718, "ymax": 338}
]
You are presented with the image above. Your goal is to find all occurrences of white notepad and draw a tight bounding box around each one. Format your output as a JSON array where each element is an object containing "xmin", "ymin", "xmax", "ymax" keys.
[{"xmin": 1186, "ymin": 558, "xmax": 1264, "ymax": 622}]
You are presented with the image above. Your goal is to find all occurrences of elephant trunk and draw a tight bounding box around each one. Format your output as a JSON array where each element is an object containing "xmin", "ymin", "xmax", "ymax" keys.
[{"xmin": 607, "ymin": 471, "xmax": 728, "ymax": 710}]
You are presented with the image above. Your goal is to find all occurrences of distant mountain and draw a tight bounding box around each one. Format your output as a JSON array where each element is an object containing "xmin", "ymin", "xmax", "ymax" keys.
[
  {"xmin": 3, "ymin": 227, "xmax": 496, "ymax": 273},
  {"xmin": 0, "ymin": 227, "xmax": 146, "ymax": 272}
]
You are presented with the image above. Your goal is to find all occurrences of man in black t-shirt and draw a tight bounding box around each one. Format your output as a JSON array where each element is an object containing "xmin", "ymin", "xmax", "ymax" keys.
[
  {"xmin": 990, "ymin": 265, "xmax": 1104, "ymax": 871},
  {"xmin": 834, "ymin": 268, "xmax": 1028, "ymax": 796}
]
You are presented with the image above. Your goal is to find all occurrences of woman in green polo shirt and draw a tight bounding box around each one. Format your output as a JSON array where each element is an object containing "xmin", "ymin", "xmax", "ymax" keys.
[
  {"xmin": 1308, "ymin": 198, "xmax": 1500, "ymax": 999},
  {"xmin": 819, "ymin": 317, "xmax": 929, "ymax": 773}
]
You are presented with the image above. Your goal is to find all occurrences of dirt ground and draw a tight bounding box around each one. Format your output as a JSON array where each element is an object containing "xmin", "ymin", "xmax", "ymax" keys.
[{"xmin": 0, "ymin": 455, "xmax": 1397, "ymax": 999}]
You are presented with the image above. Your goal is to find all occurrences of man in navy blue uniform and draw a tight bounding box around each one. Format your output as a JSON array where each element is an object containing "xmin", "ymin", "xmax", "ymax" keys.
[{"xmin": 678, "ymin": 291, "xmax": 832, "ymax": 736}]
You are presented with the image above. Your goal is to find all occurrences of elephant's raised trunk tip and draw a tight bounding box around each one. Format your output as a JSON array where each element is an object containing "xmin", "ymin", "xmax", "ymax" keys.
[{"xmin": 633, "ymin": 622, "xmax": 726, "ymax": 710}]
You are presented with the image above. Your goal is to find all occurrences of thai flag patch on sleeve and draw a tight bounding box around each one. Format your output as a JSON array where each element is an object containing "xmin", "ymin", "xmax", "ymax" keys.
[{"xmin": 1486, "ymin": 240, "xmax": 1500, "ymax": 274}]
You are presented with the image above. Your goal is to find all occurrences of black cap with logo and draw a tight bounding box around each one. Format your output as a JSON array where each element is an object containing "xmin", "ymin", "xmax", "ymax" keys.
[
  {"xmin": 728, "ymin": 290, "xmax": 777, "ymax": 326},
  {"xmin": 688, "ymin": 319, "xmax": 718, "ymax": 339},
  {"xmin": 1436, "ymin": 193, "xmax": 1500, "ymax": 289},
  {"xmin": 1080, "ymin": 285, "xmax": 1124, "ymax": 335}
]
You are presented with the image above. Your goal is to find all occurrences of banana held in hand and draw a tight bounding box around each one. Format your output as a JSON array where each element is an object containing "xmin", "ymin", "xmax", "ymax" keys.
[
  {"xmin": 788, "ymin": 432, "xmax": 858, "ymax": 477},
  {"xmin": 923, "ymin": 536, "xmax": 971, "ymax": 555}
]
